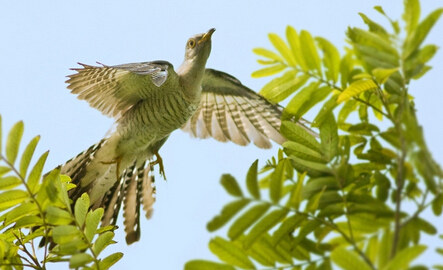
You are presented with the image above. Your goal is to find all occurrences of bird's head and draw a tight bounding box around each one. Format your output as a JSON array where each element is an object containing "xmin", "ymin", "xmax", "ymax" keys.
[{"xmin": 184, "ymin": 28, "xmax": 215, "ymax": 63}]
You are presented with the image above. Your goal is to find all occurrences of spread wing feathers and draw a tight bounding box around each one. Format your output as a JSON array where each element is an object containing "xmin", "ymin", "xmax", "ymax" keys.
[
  {"xmin": 182, "ymin": 68, "xmax": 286, "ymax": 149},
  {"xmin": 101, "ymin": 162, "xmax": 156, "ymax": 245},
  {"xmin": 66, "ymin": 61, "xmax": 173, "ymax": 118}
]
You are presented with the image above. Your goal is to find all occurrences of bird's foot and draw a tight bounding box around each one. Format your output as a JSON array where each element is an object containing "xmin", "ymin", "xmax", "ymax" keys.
[
  {"xmin": 149, "ymin": 152, "xmax": 166, "ymax": 180},
  {"xmin": 100, "ymin": 156, "xmax": 122, "ymax": 180}
]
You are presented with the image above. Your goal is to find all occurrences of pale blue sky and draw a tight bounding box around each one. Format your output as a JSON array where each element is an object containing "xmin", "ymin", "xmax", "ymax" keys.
[{"xmin": 1, "ymin": 1, "xmax": 442, "ymax": 269}]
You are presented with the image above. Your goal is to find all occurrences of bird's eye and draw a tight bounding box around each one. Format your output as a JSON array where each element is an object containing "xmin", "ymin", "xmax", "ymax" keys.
[{"xmin": 188, "ymin": 39, "xmax": 196, "ymax": 48}]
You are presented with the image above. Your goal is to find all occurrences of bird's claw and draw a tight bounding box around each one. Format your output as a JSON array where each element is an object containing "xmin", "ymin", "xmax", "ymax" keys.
[{"xmin": 150, "ymin": 152, "xmax": 166, "ymax": 180}]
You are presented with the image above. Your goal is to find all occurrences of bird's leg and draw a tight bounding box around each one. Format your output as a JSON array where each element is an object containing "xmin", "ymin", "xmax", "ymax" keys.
[
  {"xmin": 100, "ymin": 156, "xmax": 122, "ymax": 181},
  {"xmin": 149, "ymin": 152, "xmax": 166, "ymax": 180}
]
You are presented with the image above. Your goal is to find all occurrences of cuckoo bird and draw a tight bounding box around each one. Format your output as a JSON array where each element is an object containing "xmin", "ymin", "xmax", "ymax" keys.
[{"xmin": 62, "ymin": 28, "xmax": 313, "ymax": 244}]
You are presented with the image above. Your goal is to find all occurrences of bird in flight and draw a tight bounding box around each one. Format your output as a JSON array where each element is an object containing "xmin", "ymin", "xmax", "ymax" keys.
[{"xmin": 62, "ymin": 28, "xmax": 312, "ymax": 244}]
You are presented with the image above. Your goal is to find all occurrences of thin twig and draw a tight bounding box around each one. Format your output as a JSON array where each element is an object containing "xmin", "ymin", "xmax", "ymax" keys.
[{"xmin": 12, "ymin": 231, "xmax": 41, "ymax": 269}]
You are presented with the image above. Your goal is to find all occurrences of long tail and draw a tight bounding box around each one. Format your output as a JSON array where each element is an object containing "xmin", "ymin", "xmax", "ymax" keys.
[
  {"xmin": 61, "ymin": 140, "xmax": 156, "ymax": 245},
  {"xmin": 101, "ymin": 163, "xmax": 156, "ymax": 244}
]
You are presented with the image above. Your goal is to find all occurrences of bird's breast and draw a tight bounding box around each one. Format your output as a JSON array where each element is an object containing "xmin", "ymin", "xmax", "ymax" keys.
[{"xmin": 115, "ymin": 91, "xmax": 199, "ymax": 156}]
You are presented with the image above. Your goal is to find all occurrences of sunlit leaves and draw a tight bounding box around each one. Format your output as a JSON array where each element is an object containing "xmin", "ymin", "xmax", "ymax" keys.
[
  {"xmin": 316, "ymin": 37, "xmax": 340, "ymax": 82},
  {"xmin": 251, "ymin": 64, "xmax": 286, "ymax": 78},
  {"xmin": 228, "ymin": 203, "xmax": 270, "ymax": 240},
  {"xmin": 268, "ymin": 33, "xmax": 297, "ymax": 67},
  {"xmin": 337, "ymin": 79, "xmax": 378, "ymax": 103},
  {"xmin": 331, "ymin": 247, "xmax": 372, "ymax": 270},
  {"xmin": 209, "ymin": 237, "xmax": 256, "ymax": 269},
  {"xmin": 403, "ymin": 8, "xmax": 443, "ymax": 59},
  {"xmin": 195, "ymin": 3, "xmax": 443, "ymax": 270},
  {"xmin": 5, "ymin": 121, "xmax": 24, "ymax": 165},
  {"xmin": 0, "ymin": 117, "xmax": 120, "ymax": 269},
  {"xmin": 207, "ymin": 199, "xmax": 250, "ymax": 232},
  {"xmin": 382, "ymin": 245, "xmax": 426, "ymax": 270}
]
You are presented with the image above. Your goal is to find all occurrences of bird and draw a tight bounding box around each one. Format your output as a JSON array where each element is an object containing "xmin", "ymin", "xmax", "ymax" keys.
[{"xmin": 61, "ymin": 28, "xmax": 313, "ymax": 244}]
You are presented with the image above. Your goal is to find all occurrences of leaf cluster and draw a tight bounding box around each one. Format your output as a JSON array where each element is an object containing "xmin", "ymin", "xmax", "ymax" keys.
[
  {"xmin": 187, "ymin": 1, "xmax": 443, "ymax": 269},
  {"xmin": 0, "ymin": 117, "xmax": 122, "ymax": 270}
]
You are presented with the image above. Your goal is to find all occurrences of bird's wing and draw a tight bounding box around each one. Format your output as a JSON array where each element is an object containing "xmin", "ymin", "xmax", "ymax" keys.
[
  {"xmin": 66, "ymin": 61, "xmax": 175, "ymax": 118},
  {"xmin": 182, "ymin": 69, "xmax": 313, "ymax": 149}
]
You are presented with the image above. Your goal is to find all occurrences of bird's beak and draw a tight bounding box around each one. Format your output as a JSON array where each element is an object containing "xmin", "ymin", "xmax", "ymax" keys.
[{"xmin": 198, "ymin": 28, "xmax": 216, "ymax": 44}]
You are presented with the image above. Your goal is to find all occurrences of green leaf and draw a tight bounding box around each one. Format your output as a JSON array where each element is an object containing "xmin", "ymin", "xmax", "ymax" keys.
[
  {"xmin": 207, "ymin": 199, "xmax": 250, "ymax": 232},
  {"xmin": 382, "ymin": 245, "xmax": 426, "ymax": 270},
  {"xmin": 246, "ymin": 160, "xmax": 260, "ymax": 199},
  {"xmin": 289, "ymin": 156, "xmax": 332, "ymax": 177},
  {"xmin": 338, "ymin": 100, "xmax": 358, "ymax": 124},
  {"xmin": 14, "ymin": 215, "xmax": 43, "ymax": 228},
  {"xmin": 272, "ymin": 214, "xmax": 305, "ymax": 245},
  {"xmin": 290, "ymin": 86, "xmax": 331, "ymax": 120},
  {"xmin": 27, "ymin": 151, "xmax": 49, "ymax": 193},
  {"xmin": 259, "ymin": 71, "xmax": 306, "ymax": 103},
  {"xmin": 432, "ymin": 193, "xmax": 443, "ymax": 216},
  {"xmin": 209, "ymin": 237, "xmax": 256, "ymax": 269},
  {"xmin": 46, "ymin": 206, "xmax": 73, "ymax": 225},
  {"xmin": 378, "ymin": 229, "xmax": 392, "ymax": 268},
  {"xmin": 5, "ymin": 121, "xmax": 24, "ymax": 165},
  {"xmin": 69, "ymin": 253, "xmax": 93, "ymax": 268},
  {"xmin": 285, "ymin": 82, "xmax": 320, "ymax": 117},
  {"xmin": 0, "ymin": 176, "xmax": 22, "ymax": 190},
  {"xmin": 337, "ymin": 79, "xmax": 378, "ymax": 103},
  {"xmin": 253, "ymin": 48, "xmax": 283, "ymax": 62},
  {"xmin": 319, "ymin": 112, "xmax": 338, "ymax": 162},
  {"xmin": 270, "ymin": 160, "xmax": 287, "ymax": 203},
  {"xmin": 228, "ymin": 203, "xmax": 270, "ymax": 240},
  {"xmin": 286, "ymin": 26, "xmax": 308, "ymax": 70},
  {"xmin": 243, "ymin": 208, "xmax": 289, "ymax": 248},
  {"xmin": 404, "ymin": 8, "xmax": 443, "ymax": 59},
  {"xmin": 330, "ymin": 247, "xmax": 373, "ymax": 270},
  {"xmin": 185, "ymin": 260, "xmax": 235, "ymax": 270},
  {"xmin": 347, "ymin": 27, "xmax": 398, "ymax": 56},
  {"xmin": 99, "ymin": 252, "xmax": 123, "ymax": 270},
  {"xmin": 283, "ymin": 141, "xmax": 325, "ymax": 163},
  {"xmin": 0, "ymin": 166, "xmax": 11, "ymax": 177},
  {"xmin": 268, "ymin": 33, "xmax": 296, "ymax": 66},
  {"xmin": 300, "ymin": 30, "xmax": 322, "ymax": 73},
  {"xmin": 19, "ymin": 136, "xmax": 40, "ymax": 178},
  {"xmin": 3, "ymin": 202, "xmax": 38, "ymax": 226},
  {"xmin": 359, "ymin": 13, "xmax": 389, "ymax": 37},
  {"xmin": 372, "ymin": 67, "xmax": 399, "ymax": 84},
  {"xmin": 316, "ymin": 37, "xmax": 340, "ymax": 82},
  {"xmin": 220, "ymin": 174, "xmax": 243, "ymax": 197},
  {"xmin": 0, "ymin": 190, "xmax": 28, "ymax": 211},
  {"xmin": 251, "ymin": 64, "xmax": 286, "ymax": 78},
  {"xmin": 85, "ymin": 208, "xmax": 104, "ymax": 242},
  {"xmin": 403, "ymin": 0, "xmax": 421, "ymax": 35},
  {"xmin": 287, "ymin": 172, "xmax": 307, "ymax": 209},
  {"xmin": 280, "ymin": 121, "xmax": 321, "ymax": 153},
  {"xmin": 75, "ymin": 193, "xmax": 90, "ymax": 227},
  {"xmin": 52, "ymin": 225, "xmax": 82, "ymax": 244},
  {"xmin": 312, "ymin": 94, "xmax": 339, "ymax": 127},
  {"xmin": 92, "ymin": 231, "xmax": 115, "ymax": 256}
]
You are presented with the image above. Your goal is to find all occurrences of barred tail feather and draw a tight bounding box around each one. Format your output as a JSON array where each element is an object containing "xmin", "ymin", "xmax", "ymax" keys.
[
  {"xmin": 61, "ymin": 139, "xmax": 157, "ymax": 245},
  {"xmin": 101, "ymin": 162, "xmax": 157, "ymax": 244},
  {"xmin": 61, "ymin": 139, "xmax": 106, "ymax": 201}
]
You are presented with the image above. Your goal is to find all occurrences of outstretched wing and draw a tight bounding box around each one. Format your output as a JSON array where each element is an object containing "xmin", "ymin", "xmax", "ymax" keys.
[
  {"xmin": 66, "ymin": 61, "xmax": 175, "ymax": 118},
  {"xmin": 182, "ymin": 69, "xmax": 313, "ymax": 149}
]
